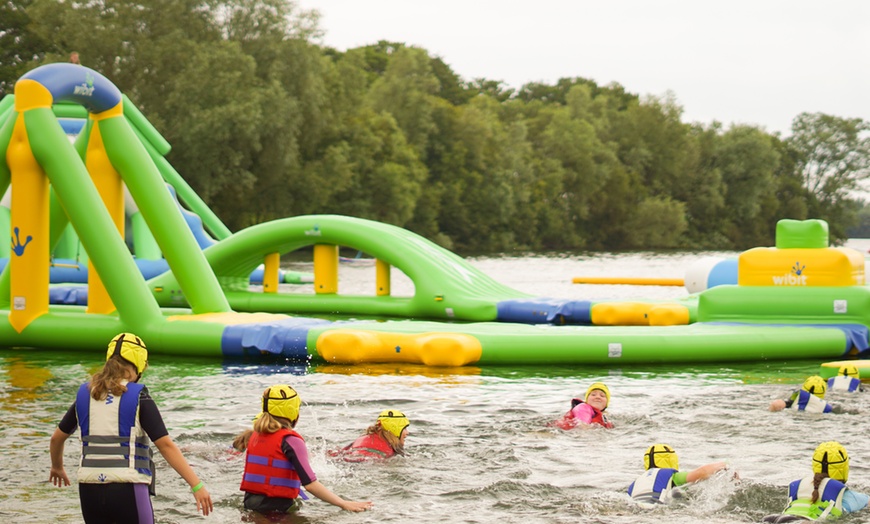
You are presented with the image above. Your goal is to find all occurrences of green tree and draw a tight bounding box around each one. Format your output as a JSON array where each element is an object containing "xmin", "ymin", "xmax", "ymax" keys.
[
  {"xmin": 367, "ymin": 46, "xmax": 440, "ymax": 159},
  {"xmin": 847, "ymin": 203, "xmax": 870, "ymax": 238},
  {"xmin": 787, "ymin": 112, "xmax": 870, "ymax": 241},
  {"xmin": 321, "ymin": 109, "xmax": 427, "ymax": 226},
  {"xmin": 715, "ymin": 125, "xmax": 781, "ymax": 247},
  {"xmin": 624, "ymin": 196, "xmax": 688, "ymax": 248},
  {"xmin": 417, "ymin": 95, "xmax": 531, "ymax": 252},
  {"xmin": 0, "ymin": 0, "xmax": 56, "ymax": 96},
  {"xmin": 429, "ymin": 57, "xmax": 474, "ymax": 106},
  {"xmin": 679, "ymin": 124, "xmax": 728, "ymax": 247},
  {"xmin": 597, "ymin": 92, "xmax": 704, "ymax": 248},
  {"xmin": 467, "ymin": 78, "xmax": 515, "ymax": 103},
  {"xmin": 160, "ymin": 41, "xmax": 267, "ymax": 222}
]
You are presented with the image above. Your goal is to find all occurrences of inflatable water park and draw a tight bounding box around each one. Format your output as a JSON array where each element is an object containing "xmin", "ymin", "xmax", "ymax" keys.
[{"xmin": 0, "ymin": 63, "xmax": 868, "ymax": 367}]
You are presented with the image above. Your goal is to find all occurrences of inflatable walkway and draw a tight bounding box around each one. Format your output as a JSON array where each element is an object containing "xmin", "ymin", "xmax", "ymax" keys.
[{"xmin": 0, "ymin": 63, "xmax": 867, "ymax": 366}]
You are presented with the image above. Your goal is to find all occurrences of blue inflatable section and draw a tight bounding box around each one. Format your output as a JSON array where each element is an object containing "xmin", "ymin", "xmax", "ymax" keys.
[
  {"xmin": 221, "ymin": 317, "xmax": 332, "ymax": 359},
  {"xmin": 49, "ymin": 285, "xmax": 88, "ymax": 306},
  {"xmin": 497, "ymin": 298, "xmax": 593, "ymax": 325},
  {"xmin": 21, "ymin": 64, "xmax": 121, "ymax": 113},
  {"xmin": 166, "ymin": 185, "xmax": 216, "ymax": 250},
  {"xmin": 708, "ymin": 258, "xmax": 738, "ymax": 288},
  {"xmin": 58, "ymin": 118, "xmax": 85, "ymax": 135},
  {"xmin": 137, "ymin": 259, "xmax": 170, "ymax": 279},
  {"xmin": 0, "ymin": 257, "xmax": 275, "ymax": 285}
]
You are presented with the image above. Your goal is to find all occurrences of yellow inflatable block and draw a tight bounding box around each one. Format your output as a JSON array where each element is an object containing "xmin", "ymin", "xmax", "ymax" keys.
[
  {"xmin": 738, "ymin": 247, "xmax": 865, "ymax": 287},
  {"xmin": 647, "ymin": 304, "xmax": 690, "ymax": 326},
  {"xmin": 317, "ymin": 329, "xmax": 482, "ymax": 366},
  {"xmin": 590, "ymin": 302, "xmax": 654, "ymax": 326},
  {"xmin": 820, "ymin": 359, "xmax": 870, "ymax": 379},
  {"xmin": 313, "ymin": 244, "xmax": 338, "ymax": 294},
  {"xmin": 166, "ymin": 312, "xmax": 292, "ymax": 324}
]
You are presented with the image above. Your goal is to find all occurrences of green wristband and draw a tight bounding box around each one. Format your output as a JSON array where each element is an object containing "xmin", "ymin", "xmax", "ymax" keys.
[{"xmin": 191, "ymin": 481, "xmax": 204, "ymax": 493}]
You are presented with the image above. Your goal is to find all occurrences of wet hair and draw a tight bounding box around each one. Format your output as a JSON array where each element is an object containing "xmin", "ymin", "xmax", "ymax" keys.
[
  {"xmin": 232, "ymin": 411, "xmax": 297, "ymax": 452},
  {"xmin": 89, "ymin": 357, "xmax": 137, "ymax": 401},
  {"xmin": 365, "ymin": 422, "xmax": 405, "ymax": 455},
  {"xmin": 810, "ymin": 471, "xmax": 828, "ymax": 504},
  {"xmin": 233, "ymin": 430, "xmax": 253, "ymax": 452}
]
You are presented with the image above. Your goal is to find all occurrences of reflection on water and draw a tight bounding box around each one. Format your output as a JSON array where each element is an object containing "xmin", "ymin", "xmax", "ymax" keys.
[{"xmin": 3, "ymin": 250, "xmax": 870, "ymax": 523}]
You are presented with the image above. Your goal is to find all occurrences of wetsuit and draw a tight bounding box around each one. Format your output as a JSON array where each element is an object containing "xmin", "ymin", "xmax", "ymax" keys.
[{"xmin": 58, "ymin": 383, "xmax": 168, "ymax": 524}]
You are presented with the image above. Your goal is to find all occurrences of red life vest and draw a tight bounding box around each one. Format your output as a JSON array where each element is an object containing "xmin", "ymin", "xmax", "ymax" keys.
[
  {"xmin": 588, "ymin": 407, "xmax": 613, "ymax": 428},
  {"xmin": 553, "ymin": 399, "xmax": 613, "ymax": 429},
  {"xmin": 240, "ymin": 428, "xmax": 304, "ymax": 499},
  {"xmin": 343, "ymin": 433, "xmax": 395, "ymax": 462}
]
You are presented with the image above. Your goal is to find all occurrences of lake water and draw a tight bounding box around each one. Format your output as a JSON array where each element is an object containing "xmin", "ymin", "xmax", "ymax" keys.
[{"xmin": 3, "ymin": 245, "xmax": 870, "ymax": 523}]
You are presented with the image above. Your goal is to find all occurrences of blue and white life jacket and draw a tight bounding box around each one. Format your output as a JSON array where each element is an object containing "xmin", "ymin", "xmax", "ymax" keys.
[
  {"xmin": 827, "ymin": 376, "xmax": 862, "ymax": 393},
  {"xmin": 627, "ymin": 468, "xmax": 678, "ymax": 504},
  {"xmin": 789, "ymin": 390, "xmax": 833, "ymax": 413},
  {"xmin": 783, "ymin": 476, "xmax": 846, "ymax": 520},
  {"xmin": 75, "ymin": 381, "xmax": 153, "ymax": 484}
]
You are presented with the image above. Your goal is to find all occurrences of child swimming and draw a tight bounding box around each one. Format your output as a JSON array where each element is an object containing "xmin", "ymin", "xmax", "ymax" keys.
[
  {"xmin": 552, "ymin": 382, "xmax": 613, "ymax": 429},
  {"xmin": 763, "ymin": 441, "xmax": 869, "ymax": 522},
  {"xmin": 336, "ymin": 410, "xmax": 410, "ymax": 461},
  {"xmin": 769, "ymin": 376, "xmax": 837, "ymax": 413},
  {"xmin": 234, "ymin": 384, "xmax": 372, "ymax": 515},
  {"xmin": 627, "ymin": 444, "xmax": 730, "ymax": 504},
  {"xmin": 827, "ymin": 364, "xmax": 864, "ymax": 393}
]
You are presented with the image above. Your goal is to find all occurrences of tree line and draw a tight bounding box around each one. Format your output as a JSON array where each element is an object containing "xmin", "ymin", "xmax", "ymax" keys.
[{"xmin": 3, "ymin": 0, "xmax": 870, "ymax": 253}]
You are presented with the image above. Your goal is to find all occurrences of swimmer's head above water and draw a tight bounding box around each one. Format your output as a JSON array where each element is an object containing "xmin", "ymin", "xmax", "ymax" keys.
[{"xmin": 644, "ymin": 444, "xmax": 679, "ymax": 470}]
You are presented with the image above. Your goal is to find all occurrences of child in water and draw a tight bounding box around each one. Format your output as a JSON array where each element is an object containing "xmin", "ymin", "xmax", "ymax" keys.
[
  {"xmin": 769, "ymin": 376, "xmax": 838, "ymax": 413},
  {"xmin": 335, "ymin": 410, "xmax": 410, "ymax": 461},
  {"xmin": 234, "ymin": 384, "xmax": 372, "ymax": 515},
  {"xmin": 627, "ymin": 444, "xmax": 730, "ymax": 504},
  {"xmin": 763, "ymin": 441, "xmax": 869, "ymax": 522},
  {"xmin": 827, "ymin": 364, "xmax": 864, "ymax": 393},
  {"xmin": 553, "ymin": 382, "xmax": 613, "ymax": 429},
  {"xmin": 48, "ymin": 333, "xmax": 213, "ymax": 522}
]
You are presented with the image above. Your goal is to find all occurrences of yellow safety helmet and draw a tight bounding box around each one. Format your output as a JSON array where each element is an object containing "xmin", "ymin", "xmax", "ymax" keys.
[
  {"xmin": 585, "ymin": 382, "xmax": 611, "ymax": 407},
  {"xmin": 813, "ymin": 441, "xmax": 849, "ymax": 482},
  {"xmin": 377, "ymin": 409, "xmax": 410, "ymax": 438},
  {"xmin": 838, "ymin": 364, "xmax": 860, "ymax": 378},
  {"xmin": 644, "ymin": 444, "xmax": 679, "ymax": 470},
  {"xmin": 802, "ymin": 376, "xmax": 827, "ymax": 399},
  {"xmin": 106, "ymin": 333, "xmax": 148, "ymax": 376},
  {"xmin": 262, "ymin": 385, "xmax": 301, "ymax": 422}
]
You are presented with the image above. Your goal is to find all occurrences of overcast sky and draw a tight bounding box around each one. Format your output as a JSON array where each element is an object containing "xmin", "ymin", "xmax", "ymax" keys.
[{"xmin": 296, "ymin": 0, "xmax": 869, "ymax": 136}]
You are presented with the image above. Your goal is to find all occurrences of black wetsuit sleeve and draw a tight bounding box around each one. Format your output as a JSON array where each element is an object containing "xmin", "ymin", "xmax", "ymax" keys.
[
  {"xmin": 139, "ymin": 386, "xmax": 170, "ymax": 442},
  {"xmin": 58, "ymin": 402, "xmax": 78, "ymax": 434}
]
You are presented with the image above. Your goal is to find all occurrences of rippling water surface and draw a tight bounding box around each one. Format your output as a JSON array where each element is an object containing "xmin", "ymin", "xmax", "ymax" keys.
[{"xmin": 3, "ymin": 247, "xmax": 870, "ymax": 523}]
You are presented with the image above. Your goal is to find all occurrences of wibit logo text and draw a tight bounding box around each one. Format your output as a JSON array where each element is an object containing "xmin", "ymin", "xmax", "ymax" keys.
[
  {"xmin": 73, "ymin": 83, "xmax": 95, "ymax": 96},
  {"xmin": 73, "ymin": 72, "xmax": 96, "ymax": 96},
  {"xmin": 772, "ymin": 262, "xmax": 807, "ymax": 286}
]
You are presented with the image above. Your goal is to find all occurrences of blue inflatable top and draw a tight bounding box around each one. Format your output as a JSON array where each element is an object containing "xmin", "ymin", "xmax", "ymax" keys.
[{"xmin": 19, "ymin": 63, "xmax": 121, "ymax": 113}]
